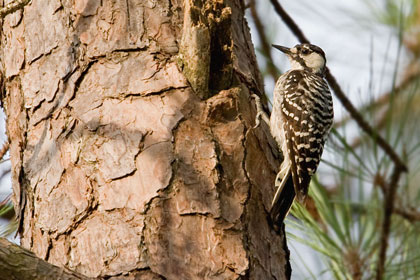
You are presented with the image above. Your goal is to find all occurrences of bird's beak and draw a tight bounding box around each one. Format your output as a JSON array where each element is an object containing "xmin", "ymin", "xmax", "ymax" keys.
[{"xmin": 272, "ymin": 44, "xmax": 291, "ymax": 55}]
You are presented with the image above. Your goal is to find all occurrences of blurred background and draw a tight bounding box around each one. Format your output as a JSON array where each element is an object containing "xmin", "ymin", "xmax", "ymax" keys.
[
  {"xmin": 1, "ymin": 0, "xmax": 419, "ymax": 279},
  {"xmin": 245, "ymin": 0, "xmax": 420, "ymax": 279}
]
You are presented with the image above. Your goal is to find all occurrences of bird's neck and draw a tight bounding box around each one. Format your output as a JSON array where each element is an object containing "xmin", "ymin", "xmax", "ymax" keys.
[{"xmin": 289, "ymin": 60, "xmax": 325, "ymax": 76}]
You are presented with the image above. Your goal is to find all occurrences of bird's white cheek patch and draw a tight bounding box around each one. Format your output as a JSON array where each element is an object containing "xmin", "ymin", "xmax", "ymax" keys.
[{"xmin": 305, "ymin": 53, "xmax": 325, "ymax": 72}]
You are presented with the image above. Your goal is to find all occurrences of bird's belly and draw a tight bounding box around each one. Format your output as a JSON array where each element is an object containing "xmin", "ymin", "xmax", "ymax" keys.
[{"xmin": 270, "ymin": 109, "xmax": 290, "ymax": 168}]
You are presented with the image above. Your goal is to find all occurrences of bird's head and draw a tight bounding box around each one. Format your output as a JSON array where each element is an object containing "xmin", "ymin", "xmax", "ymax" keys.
[{"xmin": 273, "ymin": 43, "xmax": 327, "ymax": 75}]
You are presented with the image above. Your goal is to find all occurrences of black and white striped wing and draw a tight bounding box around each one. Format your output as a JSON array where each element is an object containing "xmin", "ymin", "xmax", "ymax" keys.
[{"xmin": 280, "ymin": 70, "xmax": 333, "ymax": 202}]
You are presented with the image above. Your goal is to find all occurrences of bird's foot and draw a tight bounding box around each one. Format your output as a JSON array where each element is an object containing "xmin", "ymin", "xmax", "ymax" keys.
[{"xmin": 251, "ymin": 94, "xmax": 270, "ymax": 129}]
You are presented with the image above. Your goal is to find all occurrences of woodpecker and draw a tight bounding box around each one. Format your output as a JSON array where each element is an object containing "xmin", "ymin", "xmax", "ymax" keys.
[{"xmin": 268, "ymin": 43, "xmax": 334, "ymax": 227}]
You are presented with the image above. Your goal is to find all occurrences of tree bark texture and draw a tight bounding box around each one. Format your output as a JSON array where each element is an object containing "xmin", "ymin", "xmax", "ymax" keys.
[
  {"xmin": 1, "ymin": 0, "xmax": 290, "ymax": 278},
  {"xmin": 0, "ymin": 237, "xmax": 92, "ymax": 280}
]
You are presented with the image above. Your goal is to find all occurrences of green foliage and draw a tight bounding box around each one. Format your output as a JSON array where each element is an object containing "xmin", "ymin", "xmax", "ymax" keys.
[
  {"xmin": 286, "ymin": 72, "xmax": 420, "ymax": 278},
  {"xmin": 288, "ymin": 176, "xmax": 420, "ymax": 279},
  {"xmin": 365, "ymin": 0, "xmax": 419, "ymax": 30},
  {"xmin": 0, "ymin": 199, "xmax": 17, "ymax": 238}
]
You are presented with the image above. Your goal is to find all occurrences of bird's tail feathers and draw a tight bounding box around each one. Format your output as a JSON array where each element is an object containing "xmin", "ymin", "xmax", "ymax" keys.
[{"xmin": 270, "ymin": 172, "xmax": 296, "ymax": 230}]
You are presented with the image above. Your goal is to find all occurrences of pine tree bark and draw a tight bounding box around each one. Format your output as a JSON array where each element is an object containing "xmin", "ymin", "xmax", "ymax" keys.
[
  {"xmin": 1, "ymin": 0, "xmax": 290, "ymax": 279},
  {"xmin": 0, "ymin": 237, "xmax": 91, "ymax": 280}
]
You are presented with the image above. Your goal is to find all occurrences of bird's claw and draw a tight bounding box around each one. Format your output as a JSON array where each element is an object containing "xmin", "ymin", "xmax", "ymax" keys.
[{"xmin": 251, "ymin": 94, "xmax": 269, "ymax": 129}]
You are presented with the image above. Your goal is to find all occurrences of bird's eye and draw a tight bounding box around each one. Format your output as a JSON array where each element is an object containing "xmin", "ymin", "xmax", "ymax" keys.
[{"xmin": 301, "ymin": 49, "xmax": 310, "ymax": 55}]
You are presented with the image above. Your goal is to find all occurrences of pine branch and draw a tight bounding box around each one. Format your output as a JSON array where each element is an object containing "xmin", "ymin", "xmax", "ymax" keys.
[
  {"xmin": 0, "ymin": 0, "xmax": 30, "ymax": 18},
  {"xmin": 0, "ymin": 140, "xmax": 9, "ymax": 161},
  {"xmin": 269, "ymin": 0, "xmax": 309, "ymax": 43},
  {"xmin": 376, "ymin": 167, "xmax": 402, "ymax": 280},
  {"xmin": 249, "ymin": 0, "xmax": 280, "ymax": 82},
  {"xmin": 334, "ymin": 69, "xmax": 420, "ymax": 128},
  {"xmin": 394, "ymin": 207, "xmax": 420, "ymax": 222}
]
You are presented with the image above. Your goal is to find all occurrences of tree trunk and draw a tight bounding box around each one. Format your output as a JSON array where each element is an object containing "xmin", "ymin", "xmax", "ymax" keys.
[
  {"xmin": 0, "ymin": 238, "xmax": 91, "ymax": 280},
  {"xmin": 1, "ymin": 0, "xmax": 290, "ymax": 279}
]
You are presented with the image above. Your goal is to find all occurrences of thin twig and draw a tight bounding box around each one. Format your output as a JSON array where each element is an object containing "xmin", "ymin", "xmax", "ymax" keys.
[
  {"xmin": 269, "ymin": 0, "xmax": 309, "ymax": 43},
  {"xmin": 0, "ymin": 140, "xmax": 9, "ymax": 161},
  {"xmin": 375, "ymin": 172, "xmax": 420, "ymax": 222},
  {"xmin": 325, "ymin": 70, "xmax": 406, "ymax": 172},
  {"xmin": 0, "ymin": 0, "xmax": 30, "ymax": 18},
  {"xmin": 376, "ymin": 167, "xmax": 403, "ymax": 280},
  {"xmin": 334, "ymin": 70, "xmax": 420, "ymax": 128},
  {"xmin": 249, "ymin": 0, "xmax": 280, "ymax": 82},
  {"xmin": 0, "ymin": 194, "xmax": 11, "ymax": 208},
  {"xmin": 350, "ymin": 109, "xmax": 388, "ymax": 149},
  {"xmin": 348, "ymin": 69, "xmax": 419, "ymax": 148},
  {"xmin": 394, "ymin": 207, "xmax": 420, "ymax": 222},
  {"xmin": 269, "ymin": 0, "xmax": 407, "ymax": 173}
]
